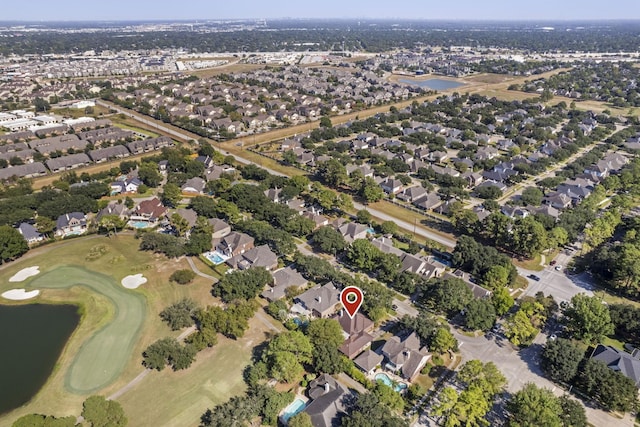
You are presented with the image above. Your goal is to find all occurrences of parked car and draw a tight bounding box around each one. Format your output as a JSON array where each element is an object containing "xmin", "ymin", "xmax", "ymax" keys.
[
  {"xmin": 555, "ymin": 265, "xmax": 562, "ymax": 271},
  {"xmin": 550, "ymin": 260, "xmax": 557, "ymax": 266},
  {"xmin": 528, "ymin": 274, "xmax": 541, "ymax": 281}
]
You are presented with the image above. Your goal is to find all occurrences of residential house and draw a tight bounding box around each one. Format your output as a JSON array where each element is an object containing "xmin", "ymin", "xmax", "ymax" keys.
[
  {"xmin": 543, "ymin": 192, "xmax": 573, "ymax": 210},
  {"xmin": 208, "ymin": 218, "xmax": 231, "ymax": 239},
  {"xmin": 380, "ymin": 178, "xmax": 403, "ymax": 195},
  {"xmin": 130, "ymin": 197, "xmax": 167, "ymax": 226},
  {"xmin": 501, "ymin": 205, "xmax": 529, "ymax": 220},
  {"xmin": 397, "ymin": 186, "xmax": 428, "ymax": 203},
  {"xmin": 335, "ymin": 222, "xmax": 367, "ymax": 244},
  {"xmin": 215, "ymin": 231, "xmax": 254, "ymax": 257},
  {"xmin": 262, "ymin": 266, "xmax": 308, "ymax": 302},
  {"xmin": 181, "ymin": 177, "xmax": 205, "ymax": 195},
  {"xmin": 55, "ymin": 212, "xmax": 87, "ymax": 237},
  {"xmin": 227, "ymin": 244, "xmax": 278, "ymax": 271},
  {"xmin": 590, "ymin": 344, "xmax": 640, "ymax": 387},
  {"xmin": 353, "ymin": 350, "xmax": 384, "ymax": 376},
  {"xmin": 110, "ymin": 178, "xmax": 142, "ymax": 195},
  {"xmin": 88, "ymin": 145, "xmax": 131, "ymax": 163},
  {"xmin": 17, "ymin": 222, "xmax": 45, "ymax": 245},
  {"xmin": 293, "ymin": 283, "xmax": 341, "ymax": 318},
  {"xmin": 413, "ymin": 193, "xmax": 442, "ymax": 211},
  {"xmin": 380, "ymin": 332, "xmax": 431, "ymax": 382},
  {"xmin": 302, "ymin": 374, "xmax": 351, "ymax": 427}
]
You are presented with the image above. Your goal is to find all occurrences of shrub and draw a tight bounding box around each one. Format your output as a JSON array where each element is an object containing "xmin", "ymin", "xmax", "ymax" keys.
[{"xmin": 170, "ymin": 269, "xmax": 196, "ymax": 284}]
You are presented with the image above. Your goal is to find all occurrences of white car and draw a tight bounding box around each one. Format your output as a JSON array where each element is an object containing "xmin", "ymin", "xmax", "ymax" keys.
[{"xmin": 555, "ymin": 265, "xmax": 562, "ymax": 271}]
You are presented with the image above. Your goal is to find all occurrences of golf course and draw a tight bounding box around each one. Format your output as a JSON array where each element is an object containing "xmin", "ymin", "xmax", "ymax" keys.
[{"xmin": 0, "ymin": 234, "xmax": 268, "ymax": 426}]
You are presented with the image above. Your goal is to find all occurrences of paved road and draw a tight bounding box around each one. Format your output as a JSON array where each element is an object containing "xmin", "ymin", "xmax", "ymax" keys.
[
  {"xmin": 186, "ymin": 256, "xmax": 218, "ymax": 281},
  {"xmin": 352, "ymin": 201, "xmax": 456, "ymax": 248}
]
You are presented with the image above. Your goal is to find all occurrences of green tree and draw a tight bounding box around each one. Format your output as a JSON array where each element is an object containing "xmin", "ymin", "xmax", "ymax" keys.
[
  {"xmin": 421, "ymin": 277, "xmax": 473, "ymax": 317},
  {"xmin": 82, "ymin": 395, "xmax": 127, "ymax": 427},
  {"xmin": 355, "ymin": 209, "xmax": 372, "ymax": 224},
  {"xmin": 457, "ymin": 360, "xmax": 507, "ymax": 398},
  {"xmin": 360, "ymin": 177, "xmax": 385, "ymax": 203},
  {"xmin": 559, "ymin": 396, "xmax": 587, "ymax": 427},
  {"xmin": 98, "ymin": 214, "xmax": 127, "ymax": 235},
  {"xmin": 269, "ymin": 351, "xmax": 304, "ymax": 383},
  {"xmin": 306, "ymin": 318, "xmax": 344, "ymax": 349},
  {"xmin": 288, "ymin": 412, "xmax": 313, "ymax": 427},
  {"xmin": 491, "ymin": 287, "xmax": 515, "ymax": 317},
  {"xmin": 504, "ymin": 310, "xmax": 539, "ymax": 347},
  {"xmin": 212, "ymin": 267, "xmax": 272, "ymax": 302},
  {"xmin": 578, "ymin": 358, "xmax": 637, "ymax": 411},
  {"xmin": 520, "ymin": 187, "xmax": 544, "ymax": 206},
  {"xmin": 465, "ymin": 299, "xmax": 496, "ymax": 332},
  {"xmin": 507, "ymin": 383, "xmax": 562, "ymax": 427},
  {"xmin": 563, "ymin": 294, "xmax": 614, "ymax": 344},
  {"xmin": 380, "ymin": 221, "xmax": 398, "ymax": 235},
  {"xmin": 12, "ymin": 414, "xmax": 77, "ymax": 427},
  {"xmin": 160, "ymin": 298, "xmax": 197, "ymax": 330},
  {"xmin": 138, "ymin": 162, "xmax": 162, "ymax": 187},
  {"xmin": 311, "ymin": 226, "xmax": 347, "ymax": 255},
  {"xmin": 372, "ymin": 382, "xmax": 405, "ymax": 412},
  {"xmin": 346, "ymin": 238, "xmax": 380, "ymax": 271},
  {"xmin": 541, "ymin": 338, "xmax": 583, "ymax": 384},
  {"xmin": 35, "ymin": 216, "xmax": 56, "ymax": 237},
  {"xmin": 0, "ymin": 225, "xmax": 28, "ymax": 264},
  {"xmin": 511, "ymin": 216, "xmax": 548, "ymax": 258},
  {"xmin": 161, "ymin": 183, "xmax": 181, "ymax": 207},
  {"xmin": 431, "ymin": 327, "xmax": 458, "ymax": 354},
  {"xmin": 317, "ymin": 159, "xmax": 347, "ymax": 187}
]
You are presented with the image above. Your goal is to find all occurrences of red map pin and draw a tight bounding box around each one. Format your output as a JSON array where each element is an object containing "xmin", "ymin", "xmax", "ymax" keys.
[{"xmin": 340, "ymin": 286, "xmax": 364, "ymax": 319}]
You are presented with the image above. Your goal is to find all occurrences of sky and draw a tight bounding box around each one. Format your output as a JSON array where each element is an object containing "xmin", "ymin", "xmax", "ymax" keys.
[{"xmin": 3, "ymin": 0, "xmax": 640, "ymax": 21}]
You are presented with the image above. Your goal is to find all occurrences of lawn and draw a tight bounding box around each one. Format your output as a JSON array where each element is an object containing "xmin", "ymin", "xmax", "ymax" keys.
[
  {"xmin": 512, "ymin": 254, "xmax": 544, "ymax": 271},
  {"xmin": 0, "ymin": 234, "xmax": 216, "ymax": 426}
]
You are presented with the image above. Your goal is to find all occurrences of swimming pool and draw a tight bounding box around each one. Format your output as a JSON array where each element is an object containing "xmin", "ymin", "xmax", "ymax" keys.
[
  {"xmin": 129, "ymin": 221, "xmax": 150, "ymax": 229},
  {"xmin": 281, "ymin": 398, "xmax": 306, "ymax": 422},
  {"xmin": 375, "ymin": 373, "xmax": 408, "ymax": 392},
  {"xmin": 203, "ymin": 250, "xmax": 229, "ymax": 265}
]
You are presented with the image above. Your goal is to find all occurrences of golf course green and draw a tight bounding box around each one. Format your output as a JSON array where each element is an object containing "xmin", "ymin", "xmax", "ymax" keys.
[{"xmin": 27, "ymin": 265, "xmax": 146, "ymax": 394}]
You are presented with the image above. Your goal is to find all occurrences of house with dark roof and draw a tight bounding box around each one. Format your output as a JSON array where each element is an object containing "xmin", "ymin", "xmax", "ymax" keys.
[
  {"xmin": 96, "ymin": 201, "xmax": 129, "ymax": 222},
  {"xmin": 381, "ymin": 332, "xmax": 431, "ymax": 382},
  {"xmin": 110, "ymin": 178, "xmax": 142, "ymax": 195},
  {"xmin": 293, "ymin": 283, "xmax": 341, "ymax": 318},
  {"xmin": 227, "ymin": 244, "xmax": 278, "ymax": 271},
  {"xmin": 339, "ymin": 332, "xmax": 374, "ymax": 359},
  {"xmin": 397, "ymin": 186, "xmax": 428, "ymax": 203},
  {"xmin": 130, "ymin": 197, "xmax": 167, "ymax": 225},
  {"xmin": 88, "ymin": 145, "xmax": 131, "ymax": 163},
  {"xmin": 0, "ymin": 162, "xmax": 47, "ymax": 181},
  {"xmin": 262, "ymin": 266, "xmax": 308, "ymax": 302},
  {"xmin": 590, "ymin": 344, "xmax": 640, "ymax": 387},
  {"xmin": 55, "ymin": 212, "xmax": 87, "ymax": 237},
  {"xmin": 353, "ymin": 349, "xmax": 384, "ymax": 376},
  {"xmin": 45, "ymin": 153, "xmax": 91, "ymax": 172},
  {"xmin": 337, "ymin": 222, "xmax": 369, "ymax": 244},
  {"xmin": 181, "ymin": 177, "xmax": 205, "ymax": 194},
  {"xmin": 302, "ymin": 374, "xmax": 351, "ymax": 427},
  {"xmin": 215, "ymin": 231, "xmax": 254, "ymax": 257},
  {"xmin": 17, "ymin": 222, "xmax": 45, "ymax": 245}
]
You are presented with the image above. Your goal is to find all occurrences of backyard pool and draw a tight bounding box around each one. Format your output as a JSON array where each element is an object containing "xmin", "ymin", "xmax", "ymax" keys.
[
  {"xmin": 203, "ymin": 250, "xmax": 229, "ymax": 265},
  {"xmin": 375, "ymin": 373, "xmax": 408, "ymax": 392},
  {"xmin": 281, "ymin": 398, "xmax": 307, "ymax": 422},
  {"xmin": 129, "ymin": 221, "xmax": 151, "ymax": 229}
]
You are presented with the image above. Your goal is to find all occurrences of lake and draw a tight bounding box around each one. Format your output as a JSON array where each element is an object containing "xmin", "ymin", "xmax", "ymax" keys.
[
  {"xmin": 0, "ymin": 304, "xmax": 80, "ymax": 415},
  {"xmin": 398, "ymin": 78, "xmax": 465, "ymax": 90}
]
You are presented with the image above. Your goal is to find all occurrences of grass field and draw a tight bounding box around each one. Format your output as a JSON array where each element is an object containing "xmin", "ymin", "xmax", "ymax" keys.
[
  {"xmin": 27, "ymin": 266, "xmax": 146, "ymax": 394},
  {"xmin": 0, "ymin": 235, "xmax": 221, "ymax": 426}
]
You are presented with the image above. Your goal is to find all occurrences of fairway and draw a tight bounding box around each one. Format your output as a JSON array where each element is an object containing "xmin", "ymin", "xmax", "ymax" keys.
[{"xmin": 27, "ymin": 266, "xmax": 146, "ymax": 394}]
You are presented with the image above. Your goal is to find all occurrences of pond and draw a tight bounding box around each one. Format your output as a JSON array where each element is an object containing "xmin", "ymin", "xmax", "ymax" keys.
[
  {"xmin": 398, "ymin": 78, "xmax": 465, "ymax": 91},
  {"xmin": 0, "ymin": 304, "xmax": 80, "ymax": 415}
]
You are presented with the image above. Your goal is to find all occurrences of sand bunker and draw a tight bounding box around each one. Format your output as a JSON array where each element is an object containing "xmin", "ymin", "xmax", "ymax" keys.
[
  {"xmin": 2, "ymin": 289, "xmax": 40, "ymax": 300},
  {"xmin": 9, "ymin": 266, "xmax": 40, "ymax": 282},
  {"xmin": 121, "ymin": 274, "xmax": 147, "ymax": 289}
]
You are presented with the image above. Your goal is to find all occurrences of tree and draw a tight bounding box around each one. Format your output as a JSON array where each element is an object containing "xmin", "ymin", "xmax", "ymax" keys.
[
  {"xmin": 82, "ymin": 395, "xmax": 127, "ymax": 427},
  {"xmin": 457, "ymin": 360, "xmax": 507, "ymax": 398},
  {"xmin": 504, "ymin": 310, "xmax": 539, "ymax": 347},
  {"xmin": 160, "ymin": 298, "xmax": 197, "ymax": 330},
  {"xmin": 431, "ymin": 327, "xmax": 458, "ymax": 354},
  {"xmin": 311, "ymin": 226, "xmax": 346, "ymax": 255},
  {"xmin": 475, "ymin": 185, "xmax": 502, "ymax": 200},
  {"xmin": 306, "ymin": 318, "xmax": 344, "ymax": 349},
  {"xmin": 578, "ymin": 358, "xmax": 637, "ymax": 412},
  {"xmin": 520, "ymin": 187, "xmax": 543, "ymax": 206},
  {"xmin": 98, "ymin": 214, "xmax": 127, "ymax": 235},
  {"xmin": 269, "ymin": 351, "xmax": 304, "ymax": 383},
  {"xmin": 491, "ymin": 287, "xmax": 515, "ymax": 317},
  {"xmin": 317, "ymin": 159, "xmax": 347, "ymax": 187},
  {"xmin": 465, "ymin": 299, "xmax": 496, "ymax": 332},
  {"xmin": 138, "ymin": 162, "xmax": 162, "ymax": 187},
  {"xmin": 421, "ymin": 277, "xmax": 473, "ymax": 317},
  {"xmin": 288, "ymin": 412, "xmax": 313, "ymax": 427},
  {"xmin": 541, "ymin": 338, "xmax": 583, "ymax": 384},
  {"xmin": 161, "ymin": 183, "xmax": 181, "ymax": 207},
  {"xmin": 372, "ymin": 382, "xmax": 405, "ymax": 412},
  {"xmin": 342, "ymin": 391, "xmax": 409, "ymax": 427},
  {"xmin": 360, "ymin": 177, "xmax": 385, "ymax": 203},
  {"xmin": 511, "ymin": 216, "xmax": 548, "ymax": 258},
  {"xmin": 563, "ymin": 294, "xmax": 613, "ymax": 344},
  {"xmin": 507, "ymin": 383, "xmax": 562, "ymax": 427},
  {"xmin": 319, "ymin": 116, "xmax": 332, "ymax": 128},
  {"xmin": 35, "ymin": 216, "xmax": 56, "ymax": 237},
  {"xmin": 559, "ymin": 396, "xmax": 587, "ymax": 427},
  {"xmin": 380, "ymin": 221, "xmax": 398, "ymax": 235},
  {"xmin": 356, "ymin": 209, "xmax": 372, "ymax": 224},
  {"xmin": 12, "ymin": 414, "xmax": 77, "ymax": 427},
  {"xmin": 0, "ymin": 225, "xmax": 28, "ymax": 264},
  {"xmin": 212, "ymin": 267, "xmax": 272, "ymax": 302},
  {"xmin": 346, "ymin": 239, "xmax": 380, "ymax": 271}
]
